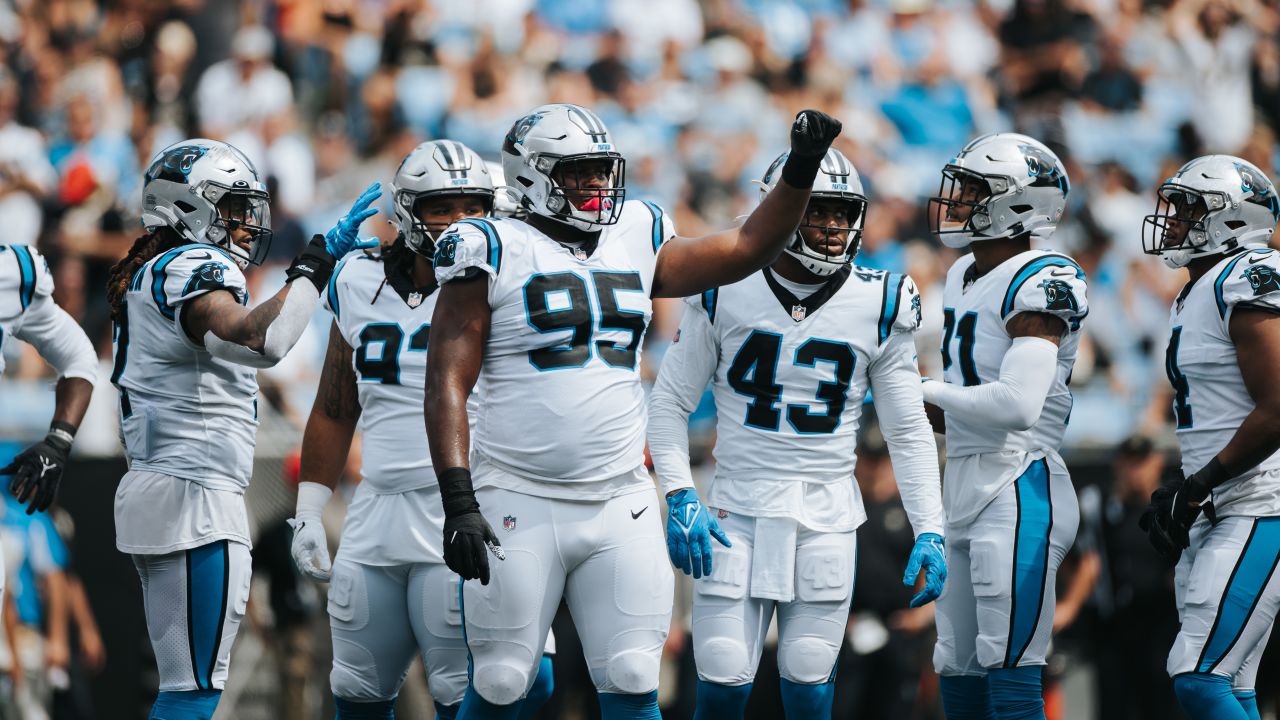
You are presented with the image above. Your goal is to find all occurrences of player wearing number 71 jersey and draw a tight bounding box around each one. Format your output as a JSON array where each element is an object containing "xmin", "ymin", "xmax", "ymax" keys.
[
  {"xmin": 1138, "ymin": 155, "xmax": 1280, "ymax": 720},
  {"xmin": 921, "ymin": 134, "xmax": 1088, "ymax": 720},
  {"xmin": 647, "ymin": 148, "xmax": 946, "ymax": 720}
]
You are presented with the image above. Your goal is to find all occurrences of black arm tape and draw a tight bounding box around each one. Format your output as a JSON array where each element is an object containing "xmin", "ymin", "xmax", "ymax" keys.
[
  {"xmin": 781, "ymin": 152, "xmax": 822, "ymax": 189},
  {"xmin": 438, "ymin": 466, "xmax": 481, "ymax": 517}
]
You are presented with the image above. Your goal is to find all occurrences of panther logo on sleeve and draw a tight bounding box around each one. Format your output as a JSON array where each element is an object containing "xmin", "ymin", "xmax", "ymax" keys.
[
  {"xmin": 434, "ymin": 232, "xmax": 460, "ymax": 268},
  {"xmin": 1037, "ymin": 278, "xmax": 1079, "ymax": 313},
  {"xmin": 911, "ymin": 291, "xmax": 922, "ymax": 329},
  {"xmin": 1241, "ymin": 263, "xmax": 1280, "ymax": 297},
  {"xmin": 184, "ymin": 261, "xmax": 228, "ymax": 296}
]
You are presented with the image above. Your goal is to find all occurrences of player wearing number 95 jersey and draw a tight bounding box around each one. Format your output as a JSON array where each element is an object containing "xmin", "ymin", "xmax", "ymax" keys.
[
  {"xmin": 647, "ymin": 148, "xmax": 946, "ymax": 720},
  {"xmin": 424, "ymin": 104, "xmax": 841, "ymax": 719},
  {"xmin": 920, "ymin": 134, "xmax": 1088, "ymax": 720},
  {"xmin": 1138, "ymin": 156, "xmax": 1280, "ymax": 720},
  {"xmin": 286, "ymin": 140, "xmax": 553, "ymax": 720}
]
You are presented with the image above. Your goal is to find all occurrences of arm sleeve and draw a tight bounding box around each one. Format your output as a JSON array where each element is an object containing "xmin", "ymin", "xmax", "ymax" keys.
[
  {"xmin": 203, "ymin": 281, "xmax": 320, "ymax": 368},
  {"xmin": 1001, "ymin": 257, "xmax": 1089, "ymax": 333},
  {"xmin": 922, "ymin": 336, "xmax": 1060, "ymax": 431},
  {"xmin": 433, "ymin": 219, "xmax": 502, "ymax": 285},
  {"xmin": 11, "ymin": 294, "xmax": 97, "ymax": 383},
  {"xmin": 646, "ymin": 298, "xmax": 720, "ymax": 496},
  {"xmin": 868, "ymin": 331, "xmax": 944, "ymax": 537}
]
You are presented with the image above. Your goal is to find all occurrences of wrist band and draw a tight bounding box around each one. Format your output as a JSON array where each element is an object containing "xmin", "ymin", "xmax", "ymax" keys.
[{"xmin": 48, "ymin": 421, "xmax": 76, "ymax": 446}]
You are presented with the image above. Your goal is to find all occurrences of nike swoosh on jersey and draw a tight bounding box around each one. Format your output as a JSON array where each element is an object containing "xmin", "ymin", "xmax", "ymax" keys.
[
  {"xmin": 1248, "ymin": 254, "xmax": 1271, "ymax": 264},
  {"xmin": 1049, "ymin": 268, "xmax": 1076, "ymax": 277},
  {"xmin": 188, "ymin": 251, "xmax": 213, "ymax": 260},
  {"xmin": 630, "ymin": 507, "xmax": 647, "ymax": 520}
]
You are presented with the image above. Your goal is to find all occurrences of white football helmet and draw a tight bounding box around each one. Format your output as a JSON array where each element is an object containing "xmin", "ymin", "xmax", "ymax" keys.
[
  {"xmin": 1142, "ymin": 155, "xmax": 1279, "ymax": 269},
  {"xmin": 141, "ymin": 139, "xmax": 272, "ymax": 268},
  {"xmin": 758, "ymin": 148, "xmax": 868, "ymax": 276},
  {"xmin": 501, "ymin": 103, "xmax": 625, "ymax": 231},
  {"xmin": 928, "ymin": 133, "xmax": 1069, "ymax": 249},
  {"xmin": 392, "ymin": 140, "xmax": 495, "ymax": 256},
  {"xmin": 486, "ymin": 160, "xmax": 526, "ymax": 220}
]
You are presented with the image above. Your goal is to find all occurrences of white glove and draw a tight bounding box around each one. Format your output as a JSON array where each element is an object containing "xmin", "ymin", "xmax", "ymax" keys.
[{"xmin": 288, "ymin": 481, "xmax": 333, "ymax": 581}]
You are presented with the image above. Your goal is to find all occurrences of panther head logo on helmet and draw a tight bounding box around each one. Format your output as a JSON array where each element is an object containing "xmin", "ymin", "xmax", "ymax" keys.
[
  {"xmin": 1241, "ymin": 263, "xmax": 1280, "ymax": 297},
  {"xmin": 1038, "ymin": 278, "xmax": 1079, "ymax": 312}
]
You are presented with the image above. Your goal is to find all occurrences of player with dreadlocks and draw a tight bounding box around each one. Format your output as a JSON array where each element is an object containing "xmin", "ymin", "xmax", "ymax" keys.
[{"xmin": 107, "ymin": 138, "xmax": 378, "ymax": 720}]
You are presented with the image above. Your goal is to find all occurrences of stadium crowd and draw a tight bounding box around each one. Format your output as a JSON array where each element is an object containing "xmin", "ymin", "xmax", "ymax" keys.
[{"xmin": 0, "ymin": 0, "xmax": 1279, "ymax": 717}]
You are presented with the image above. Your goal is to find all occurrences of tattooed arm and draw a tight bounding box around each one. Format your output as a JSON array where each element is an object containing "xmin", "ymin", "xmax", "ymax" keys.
[
  {"xmin": 183, "ymin": 277, "xmax": 319, "ymax": 367},
  {"xmin": 299, "ymin": 322, "xmax": 362, "ymax": 493}
]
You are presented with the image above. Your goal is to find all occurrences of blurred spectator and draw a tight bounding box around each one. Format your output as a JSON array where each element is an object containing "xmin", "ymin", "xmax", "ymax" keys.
[
  {"xmin": 0, "ymin": 489, "xmax": 71, "ymax": 720},
  {"xmin": 1077, "ymin": 436, "xmax": 1183, "ymax": 720},
  {"xmin": 1168, "ymin": 0, "xmax": 1275, "ymax": 153},
  {"xmin": 0, "ymin": 69, "xmax": 56, "ymax": 247},
  {"xmin": 195, "ymin": 25, "xmax": 293, "ymax": 139}
]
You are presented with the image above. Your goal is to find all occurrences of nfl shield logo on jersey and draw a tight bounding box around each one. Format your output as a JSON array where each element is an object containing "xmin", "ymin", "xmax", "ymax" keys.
[
  {"xmin": 503, "ymin": 515, "xmax": 517, "ymax": 531},
  {"xmin": 791, "ymin": 304, "xmax": 807, "ymax": 321},
  {"xmin": 407, "ymin": 291, "xmax": 423, "ymax": 308}
]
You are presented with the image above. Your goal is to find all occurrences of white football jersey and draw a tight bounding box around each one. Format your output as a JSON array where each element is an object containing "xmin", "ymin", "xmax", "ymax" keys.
[
  {"xmin": 938, "ymin": 249, "xmax": 1088, "ymax": 521},
  {"xmin": 1166, "ymin": 248, "xmax": 1280, "ymax": 517},
  {"xmin": 327, "ymin": 252, "xmax": 440, "ymax": 494},
  {"xmin": 434, "ymin": 200, "xmax": 674, "ymax": 499},
  {"xmin": 0, "ymin": 244, "xmax": 54, "ymax": 375},
  {"xmin": 659, "ymin": 265, "xmax": 942, "ymax": 534},
  {"xmin": 110, "ymin": 244, "xmax": 258, "ymax": 490}
]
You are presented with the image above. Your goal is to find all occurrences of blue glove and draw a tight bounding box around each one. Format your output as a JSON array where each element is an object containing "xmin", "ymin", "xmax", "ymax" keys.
[
  {"xmin": 903, "ymin": 533, "xmax": 947, "ymax": 608},
  {"xmin": 324, "ymin": 182, "xmax": 383, "ymax": 257},
  {"xmin": 665, "ymin": 489, "xmax": 731, "ymax": 579}
]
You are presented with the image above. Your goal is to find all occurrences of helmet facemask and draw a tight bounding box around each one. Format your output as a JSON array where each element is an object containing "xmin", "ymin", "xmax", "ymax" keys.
[
  {"xmin": 928, "ymin": 167, "xmax": 1010, "ymax": 246},
  {"xmin": 1142, "ymin": 184, "xmax": 1221, "ymax": 268},
  {"xmin": 787, "ymin": 193, "xmax": 867, "ymax": 276},
  {"xmin": 538, "ymin": 154, "xmax": 626, "ymax": 229},
  {"xmin": 207, "ymin": 185, "xmax": 273, "ymax": 268}
]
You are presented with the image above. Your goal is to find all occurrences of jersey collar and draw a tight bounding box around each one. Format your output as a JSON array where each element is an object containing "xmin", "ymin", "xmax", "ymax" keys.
[
  {"xmin": 383, "ymin": 255, "xmax": 437, "ymax": 309},
  {"xmin": 762, "ymin": 265, "xmax": 851, "ymax": 322}
]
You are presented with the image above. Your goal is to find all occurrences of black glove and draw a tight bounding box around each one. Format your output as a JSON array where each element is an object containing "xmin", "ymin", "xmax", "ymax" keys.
[
  {"xmin": 781, "ymin": 109, "xmax": 843, "ymax": 188},
  {"xmin": 1138, "ymin": 484, "xmax": 1182, "ymax": 563},
  {"xmin": 438, "ymin": 467, "xmax": 503, "ymax": 585},
  {"xmin": 2, "ymin": 422, "xmax": 74, "ymax": 515},
  {"xmin": 1167, "ymin": 458, "xmax": 1228, "ymax": 548},
  {"xmin": 285, "ymin": 235, "xmax": 338, "ymax": 292}
]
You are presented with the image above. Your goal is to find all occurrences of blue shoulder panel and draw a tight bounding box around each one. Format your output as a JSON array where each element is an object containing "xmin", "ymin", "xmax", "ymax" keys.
[
  {"xmin": 458, "ymin": 218, "xmax": 502, "ymax": 274},
  {"xmin": 12, "ymin": 244, "xmax": 35, "ymax": 311},
  {"xmin": 879, "ymin": 273, "xmax": 905, "ymax": 345},
  {"xmin": 642, "ymin": 201, "xmax": 665, "ymax": 253},
  {"xmin": 700, "ymin": 287, "xmax": 718, "ymax": 323},
  {"xmin": 1001, "ymin": 254, "xmax": 1085, "ymax": 319}
]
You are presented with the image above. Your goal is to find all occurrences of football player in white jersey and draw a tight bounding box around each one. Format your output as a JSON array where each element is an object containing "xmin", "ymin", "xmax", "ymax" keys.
[
  {"xmin": 1137, "ymin": 156, "xmax": 1280, "ymax": 720},
  {"xmin": 0, "ymin": 242, "xmax": 96, "ymax": 615},
  {"xmin": 646, "ymin": 148, "xmax": 946, "ymax": 719},
  {"xmin": 106, "ymin": 139, "xmax": 378, "ymax": 720},
  {"xmin": 288, "ymin": 140, "xmax": 553, "ymax": 720},
  {"xmin": 424, "ymin": 104, "xmax": 841, "ymax": 720},
  {"xmin": 919, "ymin": 134, "xmax": 1088, "ymax": 720}
]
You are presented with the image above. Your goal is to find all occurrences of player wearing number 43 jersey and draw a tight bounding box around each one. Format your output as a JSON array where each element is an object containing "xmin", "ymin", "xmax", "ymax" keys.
[
  {"xmin": 425, "ymin": 104, "xmax": 842, "ymax": 720},
  {"xmin": 287, "ymin": 140, "xmax": 553, "ymax": 720},
  {"xmin": 1138, "ymin": 155, "xmax": 1280, "ymax": 720},
  {"xmin": 920, "ymin": 134, "xmax": 1087, "ymax": 720},
  {"xmin": 647, "ymin": 148, "xmax": 945, "ymax": 720}
]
